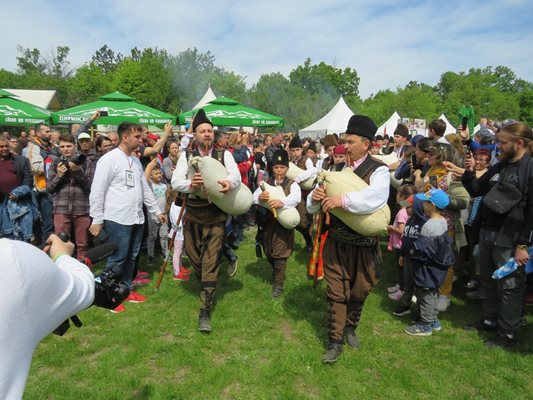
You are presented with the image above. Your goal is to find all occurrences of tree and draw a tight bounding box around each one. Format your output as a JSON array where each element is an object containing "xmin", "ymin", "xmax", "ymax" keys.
[
  {"xmin": 289, "ymin": 58, "xmax": 360, "ymax": 100},
  {"xmin": 16, "ymin": 45, "xmax": 73, "ymax": 79},
  {"xmin": 91, "ymin": 45, "xmax": 123, "ymax": 74}
]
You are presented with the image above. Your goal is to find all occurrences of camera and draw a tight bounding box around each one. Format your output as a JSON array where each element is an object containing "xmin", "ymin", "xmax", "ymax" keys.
[
  {"xmin": 60, "ymin": 154, "xmax": 86, "ymax": 169},
  {"xmin": 93, "ymin": 268, "xmax": 130, "ymax": 310},
  {"xmin": 99, "ymin": 110, "xmax": 109, "ymax": 117}
]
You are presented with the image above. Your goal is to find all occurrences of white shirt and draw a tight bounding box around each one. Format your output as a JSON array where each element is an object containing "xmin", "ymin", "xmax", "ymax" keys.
[
  {"xmin": 89, "ymin": 148, "xmax": 161, "ymax": 225},
  {"xmin": 306, "ymin": 164, "xmax": 390, "ymax": 215},
  {"xmin": 171, "ymin": 148, "xmax": 241, "ymax": 195},
  {"xmin": 0, "ymin": 239, "xmax": 94, "ymax": 400},
  {"xmin": 252, "ymin": 179, "xmax": 301, "ymax": 209}
]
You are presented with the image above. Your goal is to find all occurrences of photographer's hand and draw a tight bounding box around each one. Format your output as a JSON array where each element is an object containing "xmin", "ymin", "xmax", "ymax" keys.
[
  {"xmin": 44, "ymin": 234, "xmax": 75, "ymax": 261},
  {"xmin": 57, "ymin": 163, "xmax": 68, "ymax": 177}
]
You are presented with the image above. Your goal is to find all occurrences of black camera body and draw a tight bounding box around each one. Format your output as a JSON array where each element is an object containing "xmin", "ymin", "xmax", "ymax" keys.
[
  {"xmin": 60, "ymin": 154, "xmax": 86, "ymax": 169},
  {"xmin": 93, "ymin": 269, "xmax": 130, "ymax": 310}
]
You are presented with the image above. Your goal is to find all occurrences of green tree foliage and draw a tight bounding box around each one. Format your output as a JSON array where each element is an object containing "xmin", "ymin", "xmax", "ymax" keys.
[{"xmin": 2, "ymin": 45, "xmax": 532, "ymax": 129}]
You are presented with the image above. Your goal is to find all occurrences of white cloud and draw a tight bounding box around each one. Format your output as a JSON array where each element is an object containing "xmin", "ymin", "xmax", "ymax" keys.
[{"xmin": 1, "ymin": 0, "xmax": 532, "ymax": 98}]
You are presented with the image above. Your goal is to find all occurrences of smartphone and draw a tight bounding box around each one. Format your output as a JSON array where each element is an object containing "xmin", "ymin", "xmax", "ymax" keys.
[
  {"xmin": 429, "ymin": 175, "xmax": 438, "ymax": 188},
  {"xmin": 461, "ymin": 116, "xmax": 468, "ymax": 130},
  {"xmin": 464, "ymin": 147, "xmax": 471, "ymax": 157},
  {"xmin": 99, "ymin": 110, "xmax": 109, "ymax": 117},
  {"xmin": 410, "ymin": 154, "xmax": 417, "ymax": 166}
]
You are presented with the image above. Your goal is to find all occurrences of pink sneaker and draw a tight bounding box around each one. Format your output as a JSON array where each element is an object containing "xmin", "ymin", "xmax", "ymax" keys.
[
  {"xmin": 132, "ymin": 276, "xmax": 151, "ymax": 287},
  {"xmin": 110, "ymin": 303, "xmax": 125, "ymax": 313},
  {"xmin": 181, "ymin": 267, "xmax": 192, "ymax": 275},
  {"xmin": 136, "ymin": 271, "xmax": 149, "ymax": 278},
  {"xmin": 173, "ymin": 270, "xmax": 190, "ymax": 281},
  {"xmin": 126, "ymin": 291, "xmax": 146, "ymax": 303}
]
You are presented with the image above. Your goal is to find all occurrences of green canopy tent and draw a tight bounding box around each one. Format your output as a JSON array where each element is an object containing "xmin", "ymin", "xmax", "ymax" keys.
[
  {"xmin": 0, "ymin": 89, "xmax": 52, "ymax": 126},
  {"xmin": 178, "ymin": 97, "xmax": 284, "ymax": 127},
  {"xmin": 51, "ymin": 91, "xmax": 176, "ymax": 125}
]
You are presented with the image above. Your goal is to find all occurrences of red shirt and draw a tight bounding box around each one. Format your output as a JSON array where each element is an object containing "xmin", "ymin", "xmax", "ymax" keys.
[{"xmin": 0, "ymin": 158, "xmax": 21, "ymax": 200}]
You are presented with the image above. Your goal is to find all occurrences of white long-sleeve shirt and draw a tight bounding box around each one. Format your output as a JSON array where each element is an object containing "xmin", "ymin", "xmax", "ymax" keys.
[
  {"xmin": 171, "ymin": 148, "xmax": 241, "ymax": 195},
  {"xmin": 0, "ymin": 239, "xmax": 94, "ymax": 400},
  {"xmin": 89, "ymin": 147, "xmax": 161, "ymax": 225},
  {"xmin": 306, "ymin": 164, "xmax": 390, "ymax": 215},
  {"xmin": 253, "ymin": 179, "xmax": 301, "ymax": 209}
]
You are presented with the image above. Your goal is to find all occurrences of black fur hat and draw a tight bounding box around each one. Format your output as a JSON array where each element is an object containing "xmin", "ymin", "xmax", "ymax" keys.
[
  {"xmin": 192, "ymin": 109, "xmax": 213, "ymax": 132},
  {"xmin": 289, "ymin": 135, "xmax": 303, "ymax": 149},
  {"xmin": 271, "ymin": 149, "xmax": 289, "ymax": 167},
  {"xmin": 345, "ymin": 115, "xmax": 377, "ymax": 140}
]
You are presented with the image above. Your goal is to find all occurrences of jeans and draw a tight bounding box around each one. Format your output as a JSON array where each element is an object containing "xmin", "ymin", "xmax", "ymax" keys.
[
  {"xmin": 103, "ymin": 220, "xmax": 144, "ymax": 289},
  {"xmin": 33, "ymin": 191, "xmax": 53, "ymax": 245}
]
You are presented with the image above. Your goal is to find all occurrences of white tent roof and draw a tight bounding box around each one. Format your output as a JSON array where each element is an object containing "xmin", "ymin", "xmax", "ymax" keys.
[
  {"xmin": 299, "ymin": 96, "xmax": 355, "ymax": 139},
  {"xmin": 192, "ymin": 85, "xmax": 216, "ymax": 110},
  {"xmin": 438, "ymin": 114, "xmax": 457, "ymax": 135},
  {"xmin": 376, "ymin": 111, "xmax": 401, "ymax": 137},
  {"xmin": 2, "ymin": 88, "xmax": 63, "ymax": 111}
]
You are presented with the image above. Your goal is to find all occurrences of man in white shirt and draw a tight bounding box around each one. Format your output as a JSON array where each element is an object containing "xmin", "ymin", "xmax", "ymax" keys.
[
  {"xmin": 89, "ymin": 122, "xmax": 167, "ymax": 313},
  {"xmin": 307, "ymin": 115, "xmax": 390, "ymax": 364},
  {"xmin": 172, "ymin": 109, "xmax": 241, "ymax": 333},
  {"xmin": 0, "ymin": 235, "xmax": 94, "ymax": 400}
]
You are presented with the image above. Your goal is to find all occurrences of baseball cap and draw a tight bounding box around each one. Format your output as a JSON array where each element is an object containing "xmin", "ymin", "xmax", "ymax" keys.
[
  {"xmin": 78, "ymin": 132, "xmax": 91, "ymax": 140},
  {"xmin": 147, "ymin": 132, "xmax": 159, "ymax": 140},
  {"xmin": 399, "ymin": 194, "xmax": 414, "ymax": 208},
  {"xmin": 415, "ymin": 189, "xmax": 450, "ymax": 210}
]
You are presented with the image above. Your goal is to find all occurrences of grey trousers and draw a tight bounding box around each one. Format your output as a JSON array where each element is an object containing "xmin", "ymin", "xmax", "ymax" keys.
[
  {"xmin": 416, "ymin": 287, "xmax": 438, "ymax": 324},
  {"xmin": 147, "ymin": 217, "xmax": 169, "ymax": 259},
  {"xmin": 478, "ymin": 229, "xmax": 525, "ymax": 335}
]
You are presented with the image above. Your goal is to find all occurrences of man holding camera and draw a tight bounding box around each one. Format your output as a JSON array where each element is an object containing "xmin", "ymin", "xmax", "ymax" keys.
[
  {"xmin": 47, "ymin": 133, "xmax": 95, "ymax": 259},
  {"xmin": 0, "ymin": 234, "xmax": 95, "ymax": 399}
]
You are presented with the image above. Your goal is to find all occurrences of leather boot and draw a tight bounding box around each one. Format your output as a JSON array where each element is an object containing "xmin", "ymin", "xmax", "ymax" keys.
[
  {"xmin": 344, "ymin": 326, "xmax": 360, "ymax": 348},
  {"xmin": 198, "ymin": 309, "xmax": 212, "ymax": 333},
  {"xmin": 322, "ymin": 342, "xmax": 343, "ymax": 364}
]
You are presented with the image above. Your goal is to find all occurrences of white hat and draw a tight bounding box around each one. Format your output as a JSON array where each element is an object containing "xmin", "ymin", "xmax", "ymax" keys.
[{"xmin": 78, "ymin": 132, "xmax": 91, "ymax": 140}]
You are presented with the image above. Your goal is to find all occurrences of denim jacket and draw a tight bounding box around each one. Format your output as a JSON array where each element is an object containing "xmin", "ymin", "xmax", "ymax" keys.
[{"xmin": 0, "ymin": 185, "xmax": 39, "ymax": 241}]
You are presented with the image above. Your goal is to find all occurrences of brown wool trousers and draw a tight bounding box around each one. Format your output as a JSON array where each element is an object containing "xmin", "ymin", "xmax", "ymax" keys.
[
  {"xmin": 184, "ymin": 220, "xmax": 225, "ymax": 311},
  {"xmin": 323, "ymin": 238, "xmax": 379, "ymax": 343}
]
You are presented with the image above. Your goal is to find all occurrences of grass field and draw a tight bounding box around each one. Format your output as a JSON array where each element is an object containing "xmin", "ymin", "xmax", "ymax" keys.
[{"xmin": 26, "ymin": 229, "xmax": 533, "ymax": 399}]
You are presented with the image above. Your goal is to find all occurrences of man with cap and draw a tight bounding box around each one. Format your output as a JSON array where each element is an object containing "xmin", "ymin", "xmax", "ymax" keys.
[
  {"xmin": 253, "ymin": 149, "xmax": 301, "ymax": 297},
  {"xmin": 307, "ymin": 114, "xmax": 390, "ymax": 363},
  {"xmin": 172, "ymin": 109, "xmax": 241, "ymax": 333},
  {"xmin": 288, "ymin": 135, "xmax": 317, "ymax": 251},
  {"xmin": 77, "ymin": 132, "xmax": 96, "ymax": 162},
  {"xmin": 317, "ymin": 134, "xmax": 338, "ymax": 170}
]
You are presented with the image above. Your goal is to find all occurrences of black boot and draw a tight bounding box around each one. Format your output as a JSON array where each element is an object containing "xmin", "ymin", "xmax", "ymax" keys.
[
  {"xmin": 271, "ymin": 286, "xmax": 283, "ymax": 298},
  {"xmin": 198, "ymin": 309, "xmax": 212, "ymax": 333},
  {"xmin": 322, "ymin": 342, "xmax": 343, "ymax": 364},
  {"xmin": 344, "ymin": 326, "xmax": 360, "ymax": 348}
]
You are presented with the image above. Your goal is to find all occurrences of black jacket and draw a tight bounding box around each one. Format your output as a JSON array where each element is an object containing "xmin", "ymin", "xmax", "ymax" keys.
[
  {"xmin": 410, "ymin": 233, "xmax": 455, "ymax": 289},
  {"xmin": 461, "ymin": 155, "xmax": 533, "ymax": 248}
]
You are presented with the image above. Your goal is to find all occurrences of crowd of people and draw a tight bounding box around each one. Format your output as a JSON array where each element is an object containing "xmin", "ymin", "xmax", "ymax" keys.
[{"xmin": 0, "ymin": 110, "xmax": 532, "ymax": 367}]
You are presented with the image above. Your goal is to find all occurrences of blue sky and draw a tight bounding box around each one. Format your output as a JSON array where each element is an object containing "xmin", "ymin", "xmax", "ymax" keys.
[{"xmin": 2, "ymin": 0, "xmax": 532, "ymax": 98}]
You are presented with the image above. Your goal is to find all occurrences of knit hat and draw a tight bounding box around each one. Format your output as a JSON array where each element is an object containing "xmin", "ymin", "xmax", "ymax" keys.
[
  {"xmin": 192, "ymin": 109, "xmax": 213, "ymax": 132},
  {"xmin": 289, "ymin": 135, "xmax": 303, "ymax": 149},
  {"xmin": 333, "ymin": 145, "xmax": 346, "ymax": 155},
  {"xmin": 271, "ymin": 149, "xmax": 289, "ymax": 167},
  {"xmin": 345, "ymin": 115, "xmax": 377, "ymax": 140}
]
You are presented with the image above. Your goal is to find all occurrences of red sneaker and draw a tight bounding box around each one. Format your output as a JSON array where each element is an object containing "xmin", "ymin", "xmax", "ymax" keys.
[
  {"xmin": 110, "ymin": 303, "xmax": 125, "ymax": 313},
  {"xmin": 126, "ymin": 291, "xmax": 146, "ymax": 303},
  {"xmin": 132, "ymin": 276, "xmax": 151, "ymax": 287},
  {"xmin": 181, "ymin": 267, "xmax": 192, "ymax": 275},
  {"xmin": 136, "ymin": 271, "xmax": 149, "ymax": 278},
  {"xmin": 173, "ymin": 270, "xmax": 190, "ymax": 281}
]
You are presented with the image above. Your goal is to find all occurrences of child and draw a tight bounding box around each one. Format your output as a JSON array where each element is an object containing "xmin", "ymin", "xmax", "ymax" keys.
[
  {"xmin": 166, "ymin": 189, "xmax": 191, "ymax": 281},
  {"xmin": 330, "ymin": 145, "xmax": 347, "ymax": 171},
  {"xmin": 387, "ymin": 184, "xmax": 416, "ymax": 300},
  {"xmin": 392, "ymin": 194, "xmax": 427, "ymax": 316},
  {"xmin": 145, "ymin": 159, "xmax": 169, "ymax": 264},
  {"xmin": 404, "ymin": 189, "xmax": 455, "ymax": 336},
  {"xmin": 252, "ymin": 149, "xmax": 301, "ymax": 298}
]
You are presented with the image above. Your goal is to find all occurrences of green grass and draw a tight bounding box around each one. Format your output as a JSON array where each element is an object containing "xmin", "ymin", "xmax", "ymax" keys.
[{"xmin": 26, "ymin": 229, "xmax": 533, "ymax": 400}]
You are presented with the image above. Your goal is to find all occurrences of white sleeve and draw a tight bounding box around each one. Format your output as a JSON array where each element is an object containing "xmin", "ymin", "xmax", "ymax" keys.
[
  {"xmin": 252, "ymin": 186, "xmax": 263, "ymax": 205},
  {"xmin": 89, "ymin": 156, "xmax": 112, "ymax": 224},
  {"xmin": 281, "ymin": 181, "xmax": 301, "ymax": 209},
  {"xmin": 223, "ymin": 151, "xmax": 242, "ymax": 190},
  {"xmin": 171, "ymin": 152, "xmax": 193, "ymax": 193},
  {"xmin": 180, "ymin": 133, "xmax": 193, "ymax": 151},
  {"xmin": 343, "ymin": 166, "xmax": 390, "ymax": 214},
  {"xmin": 295, "ymin": 158, "xmax": 317, "ymax": 183}
]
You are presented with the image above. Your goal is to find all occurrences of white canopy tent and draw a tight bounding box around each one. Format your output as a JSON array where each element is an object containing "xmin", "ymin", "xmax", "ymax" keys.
[
  {"xmin": 438, "ymin": 113, "xmax": 457, "ymax": 135},
  {"xmin": 376, "ymin": 111, "xmax": 401, "ymax": 137},
  {"xmin": 192, "ymin": 85, "xmax": 217, "ymax": 110},
  {"xmin": 299, "ymin": 96, "xmax": 355, "ymax": 139}
]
